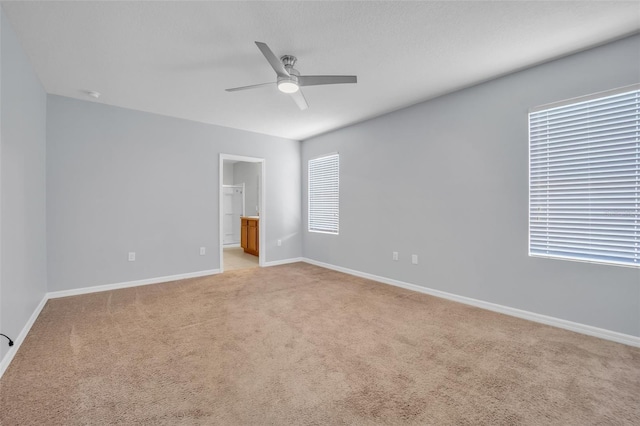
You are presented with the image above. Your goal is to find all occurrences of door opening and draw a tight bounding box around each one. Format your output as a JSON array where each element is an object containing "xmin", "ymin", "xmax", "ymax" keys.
[{"xmin": 219, "ymin": 154, "xmax": 265, "ymax": 272}]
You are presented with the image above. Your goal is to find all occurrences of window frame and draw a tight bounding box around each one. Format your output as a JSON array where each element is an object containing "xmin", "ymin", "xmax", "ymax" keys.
[
  {"xmin": 308, "ymin": 153, "xmax": 340, "ymax": 235},
  {"xmin": 528, "ymin": 83, "xmax": 640, "ymax": 268}
]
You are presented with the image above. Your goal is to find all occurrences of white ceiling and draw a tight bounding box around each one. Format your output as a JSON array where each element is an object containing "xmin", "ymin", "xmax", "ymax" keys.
[{"xmin": 3, "ymin": 1, "xmax": 639, "ymax": 140}]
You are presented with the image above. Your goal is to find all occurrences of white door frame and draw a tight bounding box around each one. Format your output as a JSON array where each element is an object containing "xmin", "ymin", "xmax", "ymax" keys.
[{"xmin": 219, "ymin": 154, "xmax": 266, "ymax": 272}]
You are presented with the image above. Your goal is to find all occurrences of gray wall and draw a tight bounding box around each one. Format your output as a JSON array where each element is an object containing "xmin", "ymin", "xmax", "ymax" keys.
[
  {"xmin": 47, "ymin": 96, "xmax": 301, "ymax": 292},
  {"xmin": 234, "ymin": 162, "xmax": 261, "ymax": 216},
  {"xmin": 222, "ymin": 161, "xmax": 235, "ymax": 185},
  {"xmin": 302, "ymin": 34, "xmax": 640, "ymax": 337},
  {"xmin": 0, "ymin": 9, "xmax": 47, "ymax": 361}
]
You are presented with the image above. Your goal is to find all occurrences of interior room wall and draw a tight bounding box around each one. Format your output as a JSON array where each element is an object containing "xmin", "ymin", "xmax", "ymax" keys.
[
  {"xmin": 46, "ymin": 95, "xmax": 301, "ymax": 292},
  {"xmin": 0, "ymin": 9, "xmax": 47, "ymax": 362},
  {"xmin": 222, "ymin": 161, "xmax": 235, "ymax": 185},
  {"xmin": 301, "ymin": 34, "xmax": 640, "ymax": 337},
  {"xmin": 233, "ymin": 162, "xmax": 261, "ymax": 216}
]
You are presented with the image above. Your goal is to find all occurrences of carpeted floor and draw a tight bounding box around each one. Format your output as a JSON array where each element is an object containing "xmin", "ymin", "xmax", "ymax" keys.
[{"xmin": 1, "ymin": 263, "xmax": 639, "ymax": 425}]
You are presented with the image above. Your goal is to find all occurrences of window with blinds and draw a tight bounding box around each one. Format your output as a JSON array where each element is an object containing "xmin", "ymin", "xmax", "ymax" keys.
[
  {"xmin": 308, "ymin": 153, "xmax": 339, "ymax": 234},
  {"xmin": 529, "ymin": 85, "xmax": 640, "ymax": 267}
]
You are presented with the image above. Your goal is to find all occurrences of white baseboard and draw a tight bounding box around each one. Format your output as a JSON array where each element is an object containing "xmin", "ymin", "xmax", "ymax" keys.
[
  {"xmin": 0, "ymin": 294, "xmax": 48, "ymax": 378},
  {"xmin": 1, "ymin": 268, "xmax": 221, "ymax": 380},
  {"xmin": 47, "ymin": 269, "xmax": 220, "ymax": 299},
  {"xmin": 301, "ymin": 258, "xmax": 640, "ymax": 348},
  {"xmin": 3, "ymin": 260, "xmax": 637, "ymax": 382},
  {"xmin": 262, "ymin": 257, "xmax": 304, "ymax": 267}
]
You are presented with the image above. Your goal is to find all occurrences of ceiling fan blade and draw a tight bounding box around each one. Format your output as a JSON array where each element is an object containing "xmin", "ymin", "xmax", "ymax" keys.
[
  {"xmin": 255, "ymin": 41, "xmax": 289, "ymax": 78},
  {"xmin": 290, "ymin": 89, "xmax": 308, "ymax": 110},
  {"xmin": 298, "ymin": 75, "xmax": 357, "ymax": 87},
  {"xmin": 225, "ymin": 82, "xmax": 274, "ymax": 92}
]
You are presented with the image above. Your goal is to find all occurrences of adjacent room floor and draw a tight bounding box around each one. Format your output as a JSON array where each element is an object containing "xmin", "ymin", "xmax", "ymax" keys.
[
  {"xmin": 223, "ymin": 245, "xmax": 258, "ymax": 271},
  {"xmin": 1, "ymin": 263, "xmax": 638, "ymax": 424}
]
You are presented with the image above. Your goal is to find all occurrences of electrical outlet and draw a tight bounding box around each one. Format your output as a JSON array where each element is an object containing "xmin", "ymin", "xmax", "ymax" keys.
[
  {"xmin": 412, "ymin": 254, "xmax": 418, "ymax": 265},
  {"xmin": 277, "ymin": 239, "xmax": 282, "ymax": 246},
  {"xmin": 392, "ymin": 251, "xmax": 398, "ymax": 261},
  {"xmin": 200, "ymin": 247, "xmax": 206, "ymax": 255},
  {"xmin": 128, "ymin": 252, "xmax": 136, "ymax": 262}
]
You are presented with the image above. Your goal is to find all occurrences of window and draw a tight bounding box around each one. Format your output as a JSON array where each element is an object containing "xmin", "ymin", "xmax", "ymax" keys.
[
  {"xmin": 529, "ymin": 84, "xmax": 640, "ymax": 267},
  {"xmin": 308, "ymin": 153, "xmax": 339, "ymax": 234}
]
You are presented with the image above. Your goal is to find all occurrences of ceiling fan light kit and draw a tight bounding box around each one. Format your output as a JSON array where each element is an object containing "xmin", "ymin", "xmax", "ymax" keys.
[
  {"xmin": 277, "ymin": 81, "xmax": 299, "ymax": 93},
  {"xmin": 277, "ymin": 78, "xmax": 299, "ymax": 94},
  {"xmin": 226, "ymin": 42, "xmax": 357, "ymax": 110},
  {"xmin": 278, "ymin": 80, "xmax": 300, "ymax": 93}
]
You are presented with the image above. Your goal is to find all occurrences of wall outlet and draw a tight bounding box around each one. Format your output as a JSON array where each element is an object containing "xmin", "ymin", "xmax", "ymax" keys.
[
  {"xmin": 412, "ymin": 254, "xmax": 418, "ymax": 265},
  {"xmin": 392, "ymin": 251, "xmax": 398, "ymax": 261},
  {"xmin": 277, "ymin": 239, "xmax": 282, "ymax": 246},
  {"xmin": 200, "ymin": 247, "xmax": 206, "ymax": 255},
  {"xmin": 128, "ymin": 252, "xmax": 136, "ymax": 262}
]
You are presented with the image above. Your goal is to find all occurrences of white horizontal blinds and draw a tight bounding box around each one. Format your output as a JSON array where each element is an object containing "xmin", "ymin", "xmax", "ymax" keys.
[
  {"xmin": 529, "ymin": 87, "xmax": 640, "ymax": 267},
  {"xmin": 309, "ymin": 154, "xmax": 339, "ymax": 234}
]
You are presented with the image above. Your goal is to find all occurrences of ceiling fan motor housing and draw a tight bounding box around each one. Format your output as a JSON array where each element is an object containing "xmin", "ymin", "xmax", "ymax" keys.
[
  {"xmin": 280, "ymin": 55, "xmax": 297, "ymax": 68},
  {"xmin": 278, "ymin": 72, "xmax": 298, "ymax": 85},
  {"xmin": 278, "ymin": 55, "xmax": 300, "ymax": 92}
]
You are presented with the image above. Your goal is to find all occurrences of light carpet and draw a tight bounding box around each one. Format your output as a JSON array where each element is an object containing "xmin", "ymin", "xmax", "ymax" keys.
[{"xmin": 1, "ymin": 263, "xmax": 638, "ymax": 425}]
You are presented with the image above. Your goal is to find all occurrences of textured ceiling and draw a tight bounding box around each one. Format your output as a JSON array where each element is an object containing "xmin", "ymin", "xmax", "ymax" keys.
[{"xmin": 3, "ymin": 1, "xmax": 639, "ymax": 140}]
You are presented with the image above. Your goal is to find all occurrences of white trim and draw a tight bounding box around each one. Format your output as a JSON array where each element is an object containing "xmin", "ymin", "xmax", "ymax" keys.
[
  {"xmin": 301, "ymin": 258, "xmax": 640, "ymax": 348},
  {"xmin": 47, "ymin": 269, "xmax": 220, "ymax": 299},
  {"xmin": 0, "ymin": 295, "xmax": 47, "ymax": 379},
  {"xmin": 529, "ymin": 83, "xmax": 640, "ymax": 113},
  {"xmin": 309, "ymin": 151, "xmax": 339, "ymax": 161},
  {"xmin": 262, "ymin": 257, "xmax": 304, "ymax": 267},
  {"xmin": 223, "ymin": 243, "xmax": 241, "ymax": 248}
]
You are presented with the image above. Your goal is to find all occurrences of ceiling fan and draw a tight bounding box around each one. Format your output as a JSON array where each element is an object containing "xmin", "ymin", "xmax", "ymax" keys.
[{"xmin": 225, "ymin": 41, "xmax": 357, "ymax": 110}]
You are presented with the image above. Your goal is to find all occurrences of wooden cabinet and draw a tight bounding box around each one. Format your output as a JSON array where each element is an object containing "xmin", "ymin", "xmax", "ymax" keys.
[
  {"xmin": 240, "ymin": 217, "xmax": 259, "ymax": 256},
  {"xmin": 241, "ymin": 221, "xmax": 248, "ymax": 249}
]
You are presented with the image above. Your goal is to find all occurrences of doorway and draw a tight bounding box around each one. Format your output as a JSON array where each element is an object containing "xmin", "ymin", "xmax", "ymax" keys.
[{"xmin": 219, "ymin": 154, "xmax": 265, "ymax": 272}]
